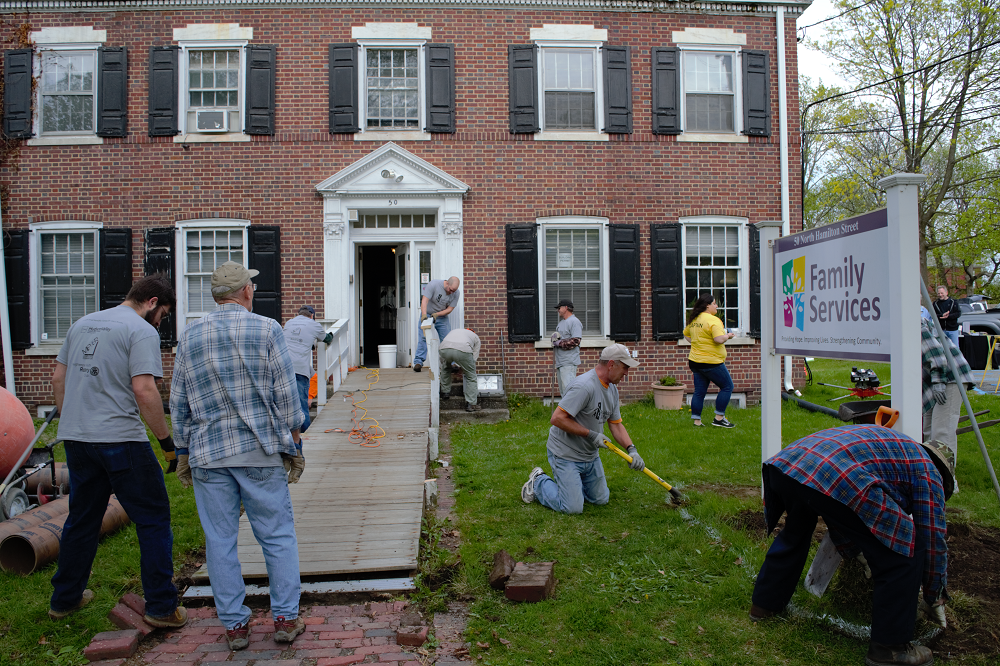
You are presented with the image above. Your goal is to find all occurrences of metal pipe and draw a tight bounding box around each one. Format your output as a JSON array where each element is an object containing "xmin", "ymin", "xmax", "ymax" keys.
[
  {"xmin": 0, "ymin": 496, "xmax": 69, "ymax": 543},
  {"xmin": 0, "ymin": 496, "xmax": 130, "ymax": 575},
  {"xmin": 781, "ymin": 392, "xmax": 840, "ymax": 418},
  {"xmin": 0, "ymin": 203, "xmax": 16, "ymax": 394},
  {"xmin": 23, "ymin": 462, "xmax": 69, "ymax": 494}
]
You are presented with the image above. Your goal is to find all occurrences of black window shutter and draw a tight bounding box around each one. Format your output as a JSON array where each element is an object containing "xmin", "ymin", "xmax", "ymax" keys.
[
  {"xmin": 749, "ymin": 224, "xmax": 761, "ymax": 339},
  {"xmin": 100, "ymin": 228, "xmax": 133, "ymax": 311},
  {"xmin": 148, "ymin": 46, "xmax": 179, "ymax": 137},
  {"xmin": 144, "ymin": 227, "xmax": 177, "ymax": 347},
  {"xmin": 508, "ymin": 45, "xmax": 539, "ymax": 134},
  {"xmin": 651, "ymin": 47, "xmax": 680, "ymax": 136},
  {"xmin": 425, "ymin": 44, "xmax": 456, "ymax": 133},
  {"xmin": 742, "ymin": 50, "xmax": 771, "ymax": 137},
  {"xmin": 249, "ymin": 226, "xmax": 282, "ymax": 323},
  {"xmin": 3, "ymin": 49, "xmax": 34, "ymax": 139},
  {"xmin": 97, "ymin": 46, "xmax": 128, "ymax": 138},
  {"xmin": 602, "ymin": 45, "xmax": 632, "ymax": 134},
  {"xmin": 4, "ymin": 229, "xmax": 31, "ymax": 349},
  {"xmin": 245, "ymin": 45, "xmax": 276, "ymax": 135},
  {"xmin": 609, "ymin": 224, "xmax": 640, "ymax": 341},
  {"xmin": 329, "ymin": 44, "xmax": 359, "ymax": 134},
  {"xmin": 505, "ymin": 224, "xmax": 540, "ymax": 342},
  {"xmin": 651, "ymin": 223, "xmax": 684, "ymax": 340}
]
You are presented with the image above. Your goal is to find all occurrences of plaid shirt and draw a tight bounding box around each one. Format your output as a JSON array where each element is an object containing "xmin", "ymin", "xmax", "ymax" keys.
[
  {"xmin": 170, "ymin": 303, "xmax": 303, "ymax": 467},
  {"xmin": 766, "ymin": 425, "xmax": 948, "ymax": 601},
  {"xmin": 921, "ymin": 318, "xmax": 975, "ymax": 413}
]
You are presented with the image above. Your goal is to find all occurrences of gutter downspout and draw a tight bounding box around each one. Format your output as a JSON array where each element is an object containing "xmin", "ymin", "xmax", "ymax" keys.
[
  {"xmin": 0, "ymin": 205, "xmax": 15, "ymax": 395},
  {"xmin": 776, "ymin": 6, "xmax": 797, "ymax": 395}
]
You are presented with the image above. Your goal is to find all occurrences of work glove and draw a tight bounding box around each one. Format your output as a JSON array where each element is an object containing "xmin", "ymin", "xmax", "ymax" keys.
[
  {"xmin": 931, "ymin": 383, "xmax": 948, "ymax": 405},
  {"xmin": 918, "ymin": 597, "xmax": 947, "ymax": 628},
  {"xmin": 856, "ymin": 552, "xmax": 872, "ymax": 579},
  {"xmin": 282, "ymin": 440, "xmax": 306, "ymax": 484},
  {"xmin": 625, "ymin": 446, "xmax": 645, "ymax": 472},
  {"xmin": 551, "ymin": 332, "xmax": 562, "ymax": 345},
  {"xmin": 157, "ymin": 435, "xmax": 177, "ymax": 474},
  {"xmin": 175, "ymin": 449, "xmax": 192, "ymax": 489},
  {"xmin": 323, "ymin": 332, "xmax": 334, "ymax": 346},
  {"xmin": 586, "ymin": 430, "xmax": 608, "ymax": 449}
]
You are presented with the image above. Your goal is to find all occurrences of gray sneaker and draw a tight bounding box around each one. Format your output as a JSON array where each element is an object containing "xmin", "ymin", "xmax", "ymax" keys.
[{"xmin": 521, "ymin": 467, "xmax": 545, "ymax": 504}]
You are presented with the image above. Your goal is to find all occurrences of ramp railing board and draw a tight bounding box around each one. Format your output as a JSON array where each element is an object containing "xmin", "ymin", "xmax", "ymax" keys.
[{"xmin": 317, "ymin": 318, "xmax": 350, "ymax": 414}]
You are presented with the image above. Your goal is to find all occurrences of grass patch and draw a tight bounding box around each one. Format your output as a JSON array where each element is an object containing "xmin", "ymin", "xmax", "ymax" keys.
[{"xmin": 448, "ymin": 359, "xmax": 1000, "ymax": 665}]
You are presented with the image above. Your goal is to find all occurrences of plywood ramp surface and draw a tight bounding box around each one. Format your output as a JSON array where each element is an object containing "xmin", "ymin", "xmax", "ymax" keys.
[{"xmin": 193, "ymin": 368, "xmax": 430, "ymax": 582}]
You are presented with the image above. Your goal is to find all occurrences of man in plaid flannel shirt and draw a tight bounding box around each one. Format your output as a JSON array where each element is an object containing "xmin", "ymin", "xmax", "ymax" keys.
[
  {"xmin": 750, "ymin": 425, "xmax": 951, "ymax": 666},
  {"xmin": 921, "ymin": 316, "xmax": 974, "ymax": 481}
]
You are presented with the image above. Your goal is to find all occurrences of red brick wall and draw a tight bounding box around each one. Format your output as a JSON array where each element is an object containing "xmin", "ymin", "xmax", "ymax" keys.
[{"xmin": 0, "ymin": 7, "xmax": 803, "ymax": 408}]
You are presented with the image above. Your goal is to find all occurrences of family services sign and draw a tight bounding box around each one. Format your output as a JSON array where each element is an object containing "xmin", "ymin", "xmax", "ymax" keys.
[{"xmin": 773, "ymin": 209, "xmax": 890, "ymax": 362}]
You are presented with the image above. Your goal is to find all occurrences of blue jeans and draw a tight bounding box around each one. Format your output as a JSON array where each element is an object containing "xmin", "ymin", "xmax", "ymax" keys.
[
  {"xmin": 192, "ymin": 466, "xmax": 301, "ymax": 628},
  {"xmin": 689, "ymin": 361, "xmax": 734, "ymax": 420},
  {"xmin": 944, "ymin": 329, "xmax": 960, "ymax": 348},
  {"xmin": 413, "ymin": 315, "xmax": 451, "ymax": 365},
  {"xmin": 51, "ymin": 441, "xmax": 177, "ymax": 617},
  {"xmin": 295, "ymin": 374, "xmax": 311, "ymax": 432},
  {"xmin": 534, "ymin": 450, "xmax": 610, "ymax": 515}
]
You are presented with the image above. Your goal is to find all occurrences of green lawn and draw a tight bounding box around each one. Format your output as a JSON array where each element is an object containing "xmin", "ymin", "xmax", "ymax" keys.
[{"xmin": 449, "ymin": 359, "xmax": 1000, "ymax": 665}]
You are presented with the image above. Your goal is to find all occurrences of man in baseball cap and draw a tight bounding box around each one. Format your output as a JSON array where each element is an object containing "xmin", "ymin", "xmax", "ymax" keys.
[
  {"xmin": 521, "ymin": 343, "xmax": 643, "ymax": 514},
  {"xmin": 211, "ymin": 261, "xmax": 259, "ymax": 298},
  {"xmin": 551, "ymin": 300, "xmax": 583, "ymax": 396}
]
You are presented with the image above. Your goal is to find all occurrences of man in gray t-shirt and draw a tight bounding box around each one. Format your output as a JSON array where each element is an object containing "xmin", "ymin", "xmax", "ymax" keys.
[
  {"xmin": 283, "ymin": 305, "xmax": 332, "ymax": 432},
  {"xmin": 522, "ymin": 344, "xmax": 645, "ymax": 514},
  {"xmin": 413, "ymin": 276, "xmax": 461, "ymax": 371},
  {"xmin": 551, "ymin": 299, "xmax": 583, "ymax": 396}
]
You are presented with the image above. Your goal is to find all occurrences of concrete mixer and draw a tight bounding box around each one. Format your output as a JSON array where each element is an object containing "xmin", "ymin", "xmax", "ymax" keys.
[{"xmin": 0, "ymin": 389, "xmax": 61, "ymax": 520}]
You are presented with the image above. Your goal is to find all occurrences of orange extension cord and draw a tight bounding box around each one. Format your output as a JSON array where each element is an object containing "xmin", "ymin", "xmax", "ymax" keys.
[{"xmin": 325, "ymin": 366, "xmax": 386, "ymax": 447}]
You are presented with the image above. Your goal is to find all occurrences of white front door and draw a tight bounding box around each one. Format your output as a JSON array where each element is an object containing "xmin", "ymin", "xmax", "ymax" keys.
[{"xmin": 395, "ymin": 244, "xmax": 410, "ymax": 366}]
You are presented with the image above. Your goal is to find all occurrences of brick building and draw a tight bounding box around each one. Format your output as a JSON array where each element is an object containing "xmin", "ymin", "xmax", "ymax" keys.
[{"xmin": 0, "ymin": 0, "xmax": 808, "ymax": 411}]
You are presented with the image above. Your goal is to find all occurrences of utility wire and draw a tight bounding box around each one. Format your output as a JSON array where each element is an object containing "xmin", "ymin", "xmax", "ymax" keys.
[{"xmin": 798, "ymin": 0, "xmax": 881, "ymax": 30}]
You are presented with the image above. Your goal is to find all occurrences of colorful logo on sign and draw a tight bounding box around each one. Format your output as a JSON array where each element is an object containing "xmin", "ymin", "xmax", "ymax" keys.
[{"xmin": 782, "ymin": 257, "xmax": 806, "ymax": 331}]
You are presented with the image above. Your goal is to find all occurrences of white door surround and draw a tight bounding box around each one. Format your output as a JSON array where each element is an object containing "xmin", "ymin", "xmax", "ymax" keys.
[{"xmin": 315, "ymin": 143, "xmax": 470, "ymax": 367}]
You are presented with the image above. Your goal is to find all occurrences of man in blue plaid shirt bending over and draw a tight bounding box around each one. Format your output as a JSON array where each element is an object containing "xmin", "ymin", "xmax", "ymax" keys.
[
  {"xmin": 750, "ymin": 425, "xmax": 953, "ymax": 666},
  {"xmin": 170, "ymin": 262, "xmax": 305, "ymax": 651}
]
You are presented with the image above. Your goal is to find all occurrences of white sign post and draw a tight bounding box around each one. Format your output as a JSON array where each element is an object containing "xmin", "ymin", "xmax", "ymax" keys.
[{"xmin": 756, "ymin": 221, "xmax": 784, "ymax": 463}]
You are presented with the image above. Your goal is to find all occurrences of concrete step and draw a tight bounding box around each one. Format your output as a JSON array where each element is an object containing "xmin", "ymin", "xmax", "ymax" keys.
[{"xmin": 440, "ymin": 407, "xmax": 510, "ymax": 425}]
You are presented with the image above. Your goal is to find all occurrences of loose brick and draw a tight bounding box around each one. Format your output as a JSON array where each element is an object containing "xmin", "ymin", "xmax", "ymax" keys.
[
  {"xmin": 83, "ymin": 630, "xmax": 140, "ymax": 661},
  {"xmin": 489, "ymin": 549, "xmax": 515, "ymax": 590},
  {"xmin": 505, "ymin": 562, "xmax": 556, "ymax": 602},
  {"xmin": 108, "ymin": 602, "xmax": 155, "ymax": 638},
  {"xmin": 85, "ymin": 660, "xmax": 126, "ymax": 666},
  {"xmin": 396, "ymin": 626, "xmax": 429, "ymax": 647},
  {"xmin": 317, "ymin": 656, "xmax": 365, "ymax": 666},
  {"xmin": 364, "ymin": 628, "xmax": 396, "ymax": 637},
  {"xmin": 121, "ymin": 593, "xmax": 146, "ymax": 616}
]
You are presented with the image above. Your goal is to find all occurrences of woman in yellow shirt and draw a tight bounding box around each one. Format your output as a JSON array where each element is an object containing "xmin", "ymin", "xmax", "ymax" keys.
[{"xmin": 683, "ymin": 293, "xmax": 736, "ymax": 428}]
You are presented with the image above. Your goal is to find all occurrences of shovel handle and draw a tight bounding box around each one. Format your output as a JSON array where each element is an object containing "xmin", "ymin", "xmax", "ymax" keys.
[
  {"xmin": 875, "ymin": 406, "xmax": 899, "ymax": 428},
  {"xmin": 603, "ymin": 440, "xmax": 674, "ymax": 492}
]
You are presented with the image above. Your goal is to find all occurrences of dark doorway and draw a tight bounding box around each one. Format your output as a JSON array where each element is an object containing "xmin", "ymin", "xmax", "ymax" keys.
[{"xmin": 360, "ymin": 245, "xmax": 397, "ymax": 367}]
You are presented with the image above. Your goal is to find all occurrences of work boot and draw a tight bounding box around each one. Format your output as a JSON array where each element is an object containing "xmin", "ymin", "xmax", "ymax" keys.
[
  {"xmin": 749, "ymin": 604, "xmax": 775, "ymax": 622},
  {"xmin": 226, "ymin": 621, "xmax": 251, "ymax": 651},
  {"xmin": 144, "ymin": 606, "xmax": 188, "ymax": 628},
  {"xmin": 48, "ymin": 589, "xmax": 94, "ymax": 620},
  {"xmin": 864, "ymin": 641, "xmax": 934, "ymax": 666},
  {"xmin": 413, "ymin": 363, "xmax": 422, "ymax": 372},
  {"xmin": 465, "ymin": 402, "xmax": 482, "ymax": 412},
  {"xmin": 273, "ymin": 616, "xmax": 306, "ymax": 643}
]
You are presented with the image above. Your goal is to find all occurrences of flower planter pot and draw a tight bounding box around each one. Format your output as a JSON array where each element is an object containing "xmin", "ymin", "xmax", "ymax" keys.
[{"xmin": 651, "ymin": 383, "xmax": 687, "ymax": 410}]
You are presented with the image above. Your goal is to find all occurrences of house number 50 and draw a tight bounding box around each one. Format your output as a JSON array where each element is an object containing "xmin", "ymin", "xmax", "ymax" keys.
[{"xmin": 388, "ymin": 199, "xmax": 399, "ymax": 206}]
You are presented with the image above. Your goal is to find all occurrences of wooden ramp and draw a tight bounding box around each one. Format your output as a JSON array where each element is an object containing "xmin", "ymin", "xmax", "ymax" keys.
[{"xmin": 192, "ymin": 368, "xmax": 430, "ymax": 582}]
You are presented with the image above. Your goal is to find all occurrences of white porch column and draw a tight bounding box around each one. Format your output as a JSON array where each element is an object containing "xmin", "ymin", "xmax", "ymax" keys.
[
  {"xmin": 439, "ymin": 195, "xmax": 465, "ymax": 327},
  {"xmin": 323, "ymin": 199, "xmax": 351, "ymax": 343}
]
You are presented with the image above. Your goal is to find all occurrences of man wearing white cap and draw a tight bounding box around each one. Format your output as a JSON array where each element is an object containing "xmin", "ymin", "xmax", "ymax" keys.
[{"xmin": 521, "ymin": 344, "xmax": 644, "ymax": 514}]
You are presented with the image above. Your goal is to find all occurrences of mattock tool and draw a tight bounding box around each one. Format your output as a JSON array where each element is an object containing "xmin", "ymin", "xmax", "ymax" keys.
[{"xmin": 602, "ymin": 439, "xmax": 685, "ymax": 505}]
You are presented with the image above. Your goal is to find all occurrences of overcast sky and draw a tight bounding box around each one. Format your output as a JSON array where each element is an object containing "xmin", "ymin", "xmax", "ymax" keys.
[{"xmin": 797, "ymin": 0, "xmax": 848, "ymax": 88}]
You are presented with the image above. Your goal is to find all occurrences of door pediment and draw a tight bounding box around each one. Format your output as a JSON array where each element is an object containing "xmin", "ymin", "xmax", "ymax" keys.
[{"xmin": 315, "ymin": 142, "xmax": 470, "ymax": 196}]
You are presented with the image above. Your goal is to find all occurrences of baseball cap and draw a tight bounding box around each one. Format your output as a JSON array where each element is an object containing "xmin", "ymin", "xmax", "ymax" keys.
[
  {"xmin": 554, "ymin": 299, "xmax": 574, "ymax": 310},
  {"xmin": 600, "ymin": 343, "xmax": 639, "ymax": 368},
  {"xmin": 211, "ymin": 261, "xmax": 259, "ymax": 297},
  {"xmin": 921, "ymin": 440, "xmax": 955, "ymax": 501},
  {"xmin": 299, "ymin": 305, "xmax": 316, "ymax": 316}
]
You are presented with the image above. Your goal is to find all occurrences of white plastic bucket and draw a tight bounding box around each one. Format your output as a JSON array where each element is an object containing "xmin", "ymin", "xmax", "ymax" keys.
[{"xmin": 378, "ymin": 345, "xmax": 397, "ymax": 369}]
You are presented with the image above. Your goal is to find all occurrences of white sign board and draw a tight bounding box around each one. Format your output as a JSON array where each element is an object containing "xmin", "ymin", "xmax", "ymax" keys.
[{"xmin": 773, "ymin": 209, "xmax": 890, "ymax": 362}]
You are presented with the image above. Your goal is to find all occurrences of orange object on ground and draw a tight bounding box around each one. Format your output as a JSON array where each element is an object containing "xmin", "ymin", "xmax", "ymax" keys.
[
  {"xmin": 309, "ymin": 374, "xmax": 318, "ymax": 401},
  {"xmin": 0, "ymin": 386, "xmax": 36, "ymax": 480}
]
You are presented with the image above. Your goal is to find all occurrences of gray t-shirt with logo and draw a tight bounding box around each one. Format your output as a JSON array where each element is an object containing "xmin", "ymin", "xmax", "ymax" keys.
[
  {"xmin": 284, "ymin": 314, "xmax": 326, "ymax": 377},
  {"xmin": 422, "ymin": 280, "xmax": 459, "ymax": 316},
  {"xmin": 56, "ymin": 305, "xmax": 163, "ymax": 443},
  {"xmin": 554, "ymin": 314, "xmax": 583, "ymax": 368},
  {"xmin": 546, "ymin": 368, "xmax": 621, "ymax": 462}
]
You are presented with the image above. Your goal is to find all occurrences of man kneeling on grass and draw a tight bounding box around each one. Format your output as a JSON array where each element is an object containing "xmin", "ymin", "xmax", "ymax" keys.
[{"xmin": 521, "ymin": 344, "xmax": 645, "ymax": 514}]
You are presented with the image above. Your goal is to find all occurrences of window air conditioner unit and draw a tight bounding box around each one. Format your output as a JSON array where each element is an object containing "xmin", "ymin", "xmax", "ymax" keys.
[{"xmin": 195, "ymin": 109, "xmax": 229, "ymax": 132}]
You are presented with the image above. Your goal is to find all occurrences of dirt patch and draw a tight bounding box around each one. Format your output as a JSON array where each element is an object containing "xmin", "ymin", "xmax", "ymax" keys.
[
  {"xmin": 688, "ymin": 483, "xmax": 762, "ymax": 500},
  {"xmin": 725, "ymin": 508, "xmax": 828, "ymax": 543}
]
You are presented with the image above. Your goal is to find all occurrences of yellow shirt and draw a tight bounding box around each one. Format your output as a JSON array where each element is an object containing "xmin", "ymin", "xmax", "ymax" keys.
[{"xmin": 683, "ymin": 312, "xmax": 727, "ymax": 364}]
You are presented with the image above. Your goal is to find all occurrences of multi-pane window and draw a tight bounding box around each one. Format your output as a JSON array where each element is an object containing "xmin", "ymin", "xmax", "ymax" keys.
[
  {"xmin": 366, "ymin": 49, "xmax": 419, "ymax": 129},
  {"xmin": 544, "ymin": 228, "xmax": 601, "ymax": 334},
  {"xmin": 684, "ymin": 225, "xmax": 741, "ymax": 329},
  {"xmin": 39, "ymin": 231, "xmax": 97, "ymax": 341},
  {"xmin": 40, "ymin": 51, "xmax": 96, "ymax": 134},
  {"xmin": 185, "ymin": 229, "xmax": 244, "ymax": 324},
  {"xmin": 354, "ymin": 213, "xmax": 436, "ymax": 229},
  {"xmin": 684, "ymin": 52, "xmax": 735, "ymax": 132},
  {"xmin": 542, "ymin": 48, "xmax": 596, "ymax": 130},
  {"xmin": 186, "ymin": 49, "xmax": 240, "ymax": 132}
]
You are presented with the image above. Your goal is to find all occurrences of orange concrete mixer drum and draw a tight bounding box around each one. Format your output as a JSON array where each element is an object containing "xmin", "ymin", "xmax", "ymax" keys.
[{"xmin": 0, "ymin": 386, "xmax": 36, "ymax": 481}]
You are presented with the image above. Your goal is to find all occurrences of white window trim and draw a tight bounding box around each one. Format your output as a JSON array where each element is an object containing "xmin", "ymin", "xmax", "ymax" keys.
[
  {"xmin": 534, "ymin": 40, "xmax": 606, "ymax": 140},
  {"xmin": 174, "ymin": 219, "xmax": 250, "ymax": 340},
  {"xmin": 537, "ymin": 216, "xmax": 610, "ymax": 340},
  {"xmin": 355, "ymin": 39, "xmax": 429, "ymax": 141},
  {"xmin": 26, "ymin": 220, "xmax": 103, "ymax": 353},
  {"xmin": 679, "ymin": 216, "xmax": 750, "ymax": 337},
  {"xmin": 678, "ymin": 45, "xmax": 744, "ymax": 137},
  {"xmin": 28, "ymin": 43, "xmax": 104, "ymax": 146},
  {"xmin": 175, "ymin": 39, "xmax": 249, "ymax": 139}
]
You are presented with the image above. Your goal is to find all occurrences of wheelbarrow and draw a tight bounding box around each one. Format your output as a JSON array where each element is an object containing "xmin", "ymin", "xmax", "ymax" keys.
[{"xmin": 0, "ymin": 408, "xmax": 67, "ymax": 520}]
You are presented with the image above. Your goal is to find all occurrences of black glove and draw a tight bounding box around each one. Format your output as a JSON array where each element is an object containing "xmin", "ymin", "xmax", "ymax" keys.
[
  {"xmin": 158, "ymin": 435, "xmax": 178, "ymax": 474},
  {"xmin": 323, "ymin": 332, "xmax": 334, "ymax": 345}
]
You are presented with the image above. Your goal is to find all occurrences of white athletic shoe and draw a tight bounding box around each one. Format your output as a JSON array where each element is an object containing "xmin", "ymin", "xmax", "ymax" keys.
[{"xmin": 521, "ymin": 467, "xmax": 545, "ymax": 504}]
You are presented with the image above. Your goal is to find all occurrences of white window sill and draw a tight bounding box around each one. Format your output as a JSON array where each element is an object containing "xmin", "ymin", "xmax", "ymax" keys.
[
  {"xmin": 677, "ymin": 336, "xmax": 757, "ymax": 347},
  {"xmin": 355, "ymin": 130, "xmax": 429, "ymax": 141},
  {"xmin": 534, "ymin": 337, "xmax": 615, "ymax": 349},
  {"xmin": 174, "ymin": 133, "xmax": 252, "ymax": 143},
  {"xmin": 24, "ymin": 346, "xmax": 62, "ymax": 356},
  {"xmin": 28, "ymin": 136, "xmax": 104, "ymax": 146},
  {"xmin": 534, "ymin": 130, "xmax": 609, "ymax": 142},
  {"xmin": 676, "ymin": 133, "xmax": 749, "ymax": 144}
]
